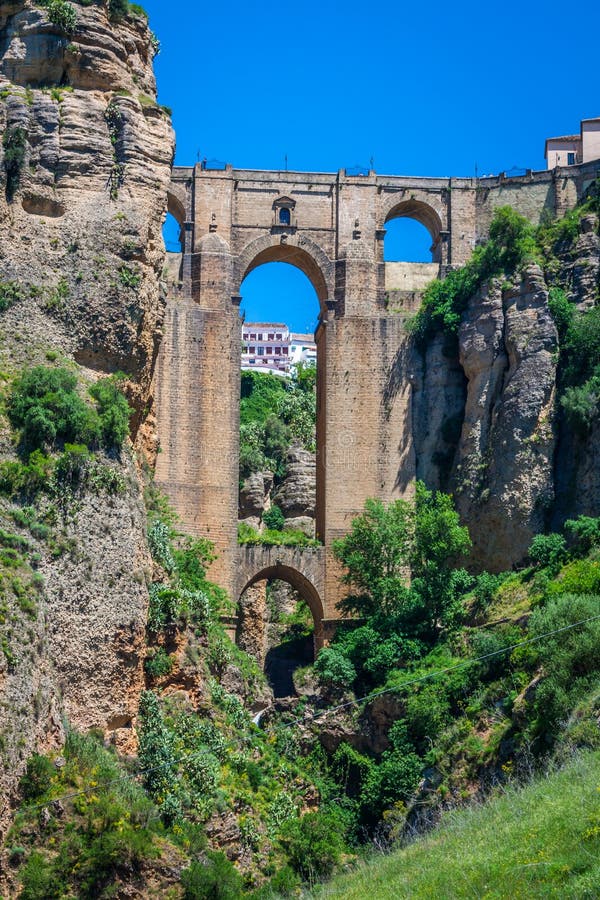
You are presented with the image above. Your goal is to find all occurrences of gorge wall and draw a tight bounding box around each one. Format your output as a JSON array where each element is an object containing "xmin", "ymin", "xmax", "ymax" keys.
[{"xmin": 0, "ymin": 0, "xmax": 173, "ymax": 824}]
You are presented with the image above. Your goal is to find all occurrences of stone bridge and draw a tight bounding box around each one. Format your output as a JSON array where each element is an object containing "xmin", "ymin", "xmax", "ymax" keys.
[
  {"xmin": 234, "ymin": 544, "xmax": 329, "ymax": 647},
  {"xmin": 154, "ymin": 160, "xmax": 598, "ymax": 649}
]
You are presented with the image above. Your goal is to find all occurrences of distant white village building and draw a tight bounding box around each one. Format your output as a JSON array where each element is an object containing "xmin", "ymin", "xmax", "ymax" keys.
[
  {"xmin": 289, "ymin": 333, "xmax": 317, "ymax": 367},
  {"xmin": 241, "ymin": 322, "xmax": 316, "ymax": 375}
]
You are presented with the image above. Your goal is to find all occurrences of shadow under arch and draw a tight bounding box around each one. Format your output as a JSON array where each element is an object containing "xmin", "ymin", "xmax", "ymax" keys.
[
  {"xmin": 235, "ymin": 235, "xmax": 333, "ymax": 317},
  {"xmin": 384, "ymin": 198, "xmax": 444, "ymax": 262}
]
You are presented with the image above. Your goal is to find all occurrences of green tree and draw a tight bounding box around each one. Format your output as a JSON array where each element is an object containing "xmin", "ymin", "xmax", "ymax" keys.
[
  {"xmin": 333, "ymin": 497, "xmax": 414, "ymax": 617},
  {"xmin": 410, "ymin": 481, "xmax": 472, "ymax": 636},
  {"xmin": 333, "ymin": 483, "xmax": 471, "ymax": 636}
]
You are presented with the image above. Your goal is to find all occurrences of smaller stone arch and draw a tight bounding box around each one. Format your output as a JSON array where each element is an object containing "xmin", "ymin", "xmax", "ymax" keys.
[
  {"xmin": 237, "ymin": 546, "xmax": 326, "ymax": 652},
  {"xmin": 167, "ymin": 187, "xmax": 187, "ymax": 233},
  {"xmin": 235, "ymin": 234, "xmax": 334, "ymax": 316},
  {"xmin": 382, "ymin": 192, "xmax": 447, "ymax": 264}
]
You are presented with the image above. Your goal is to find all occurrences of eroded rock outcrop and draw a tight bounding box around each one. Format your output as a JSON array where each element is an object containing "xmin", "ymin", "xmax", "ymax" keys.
[
  {"xmin": 0, "ymin": 0, "xmax": 174, "ymax": 414},
  {"xmin": 452, "ymin": 266, "xmax": 558, "ymax": 570},
  {"xmin": 0, "ymin": 0, "xmax": 174, "ymax": 828}
]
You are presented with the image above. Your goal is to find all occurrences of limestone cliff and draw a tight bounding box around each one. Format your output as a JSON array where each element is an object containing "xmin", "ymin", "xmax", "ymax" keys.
[
  {"xmin": 0, "ymin": 0, "xmax": 173, "ymax": 411},
  {"xmin": 0, "ymin": 0, "xmax": 174, "ymax": 829},
  {"xmin": 413, "ymin": 212, "xmax": 600, "ymax": 571}
]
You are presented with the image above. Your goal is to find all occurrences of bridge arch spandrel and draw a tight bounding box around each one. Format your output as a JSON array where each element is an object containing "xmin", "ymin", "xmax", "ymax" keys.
[{"xmin": 234, "ymin": 234, "xmax": 335, "ymax": 315}]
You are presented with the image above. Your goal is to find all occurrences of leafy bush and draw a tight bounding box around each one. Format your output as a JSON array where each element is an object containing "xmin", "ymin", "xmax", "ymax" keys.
[
  {"xmin": 547, "ymin": 286, "xmax": 574, "ymax": 341},
  {"xmin": 262, "ymin": 504, "xmax": 285, "ymax": 530},
  {"xmin": 181, "ymin": 852, "xmax": 243, "ymax": 899},
  {"xmin": 8, "ymin": 366, "xmax": 99, "ymax": 452},
  {"xmin": 41, "ymin": 0, "xmax": 77, "ymax": 33},
  {"xmin": 144, "ymin": 647, "xmax": 173, "ymax": 678},
  {"xmin": 561, "ymin": 368, "xmax": 600, "ymax": 436},
  {"xmin": 19, "ymin": 754, "xmax": 54, "ymax": 800},
  {"xmin": 314, "ymin": 647, "xmax": 356, "ymax": 691},
  {"xmin": 565, "ymin": 515, "xmax": 600, "ymax": 555},
  {"xmin": 108, "ymin": 0, "xmax": 129, "ymax": 18},
  {"xmin": 528, "ymin": 532, "xmax": 567, "ymax": 572},
  {"xmin": 3, "ymin": 126, "xmax": 27, "ymax": 201},
  {"xmin": 118, "ymin": 266, "xmax": 141, "ymax": 289},
  {"xmin": 280, "ymin": 811, "xmax": 347, "ymax": 880},
  {"xmin": 561, "ymin": 306, "xmax": 600, "ymax": 387},
  {"xmin": 472, "ymin": 570, "xmax": 508, "ymax": 610},
  {"xmin": 0, "ymin": 280, "xmax": 25, "ymax": 312},
  {"xmin": 88, "ymin": 374, "xmax": 130, "ymax": 448},
  {"xmin": 147, "ymin": 520, "xmax": 175, "ymax": 573},
  {"xmin": 0, "ymin": 451, "xmax": 53, "ymax": 498}
]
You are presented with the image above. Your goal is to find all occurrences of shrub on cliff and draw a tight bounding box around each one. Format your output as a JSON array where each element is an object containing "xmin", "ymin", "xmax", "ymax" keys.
[
  {"xmin": 8, "ymin": 367, "xmax": 99, "ymax": 452},
  {"xmin": 3, "ymin": 126, "xmax": 27, "ymax": 202},
  {"xmin": 411, "ymin": 206, "xmax": 539, "ymax": 342},
  {"xmin": 181, "ymin": 852, "xmax": 243, "ymax": 900},
  {"xmin": 7, "ymin": 366, "xmax": 131, "ymax": 453},
  {"xmin": 40, "ymin": 0, "xmax": 77, "ymax": 34}
]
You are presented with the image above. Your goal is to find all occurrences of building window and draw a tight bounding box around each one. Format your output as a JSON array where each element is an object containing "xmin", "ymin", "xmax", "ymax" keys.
[
  {"xmin": 250, "ymin": 333, "xmax": 256, "ymax": 340},
  {"xmin": 568, "ymin": 152, "xmax": 576, "ymax": 165},
  {"xmin": 248, "ymin": 346, "xmax": 255, "ymax": 354},
  {"xmin": 266, "ymin": 347, "xmax": 272, "ymax": 354},
  {"xmin": 279, "ymin": 208, "xmax": 291, "ymax": 226},
  {"xmin": 275, "ymin": 333, "xmax": 282, "ymax": 339},
  {"xmin": 257, "ymin": 347, "xmax": 264, "ymax": 355},
  {"xmin": 282, "ymin": 347, "xmax": 288, "ymax": 355}
]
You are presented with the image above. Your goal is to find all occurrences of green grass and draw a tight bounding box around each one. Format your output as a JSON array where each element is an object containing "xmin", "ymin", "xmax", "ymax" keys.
[{"xmin": 316, "ymin": 751, "xmax": 600, "ymax": 899}]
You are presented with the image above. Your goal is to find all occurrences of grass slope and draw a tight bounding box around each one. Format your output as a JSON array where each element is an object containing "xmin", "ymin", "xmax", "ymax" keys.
[{"xmin": 316, "ymin": 751, "xmax": 600, "ymax": 899}]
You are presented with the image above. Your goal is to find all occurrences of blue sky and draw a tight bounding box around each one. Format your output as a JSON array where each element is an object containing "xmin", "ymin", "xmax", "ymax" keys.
[{"xmin": 152, "ymin": 0, "xmax": 600, "ymax": 331}]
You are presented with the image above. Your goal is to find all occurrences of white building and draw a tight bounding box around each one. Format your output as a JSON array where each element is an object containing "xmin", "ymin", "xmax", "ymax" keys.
[
  {"xmin": 545, "ymin": 117, "xmax": 600, "ymax": 168},
  {"xmin": 241, "ymin": 323, "xmax": 317, "ymax": 375},
  {"xmin": 242, "ymin": 322, "xmax": 290, "ymax": 374},
  {"xmin": 289, "ymin": 333, "xmax": 317, "ymax": 367}
]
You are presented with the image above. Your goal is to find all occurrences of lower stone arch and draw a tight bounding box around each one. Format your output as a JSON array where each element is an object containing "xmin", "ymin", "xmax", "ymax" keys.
[
  {"xmin": 237, "ymin": 558, "xmax": 325, "ymax": 652},
  {"xmin": 237, "ymin": 563, "xmax": 325, "ymax": 696}
]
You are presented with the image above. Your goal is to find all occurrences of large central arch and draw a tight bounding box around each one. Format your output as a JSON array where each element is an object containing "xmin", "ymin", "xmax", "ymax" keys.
[{"xmin": 235, "ymin": 234, "xmax": 334, "ymax": 317}]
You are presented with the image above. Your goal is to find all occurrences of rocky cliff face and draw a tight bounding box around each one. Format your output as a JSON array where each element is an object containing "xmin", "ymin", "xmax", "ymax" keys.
[
  {"xmin": 0, "ymin": 0, "xmax": 173, "ymax": 412},
  {"xmin": 239, "ymin": 444, "xmax": 316, "ymax": 538},
  {"xmin": 0, "ymin": 0, "xmax": 174, "ymax": 828},
  {"xmin": 413, "ymin": 213, "xmax": 600, "ymax": 571}
]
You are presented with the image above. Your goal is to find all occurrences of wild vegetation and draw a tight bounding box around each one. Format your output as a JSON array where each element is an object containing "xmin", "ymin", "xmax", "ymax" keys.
[
  {"xmin": 316, "ymin": 750, "xmax": 600, "ymax": 899},
  {"xmin": 239, "ymin": 365, "xmax": 316, "ymax": 480},
  {"xmin": 2, "ymin": 151, "xmax": 600, "ymax": 896}
]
